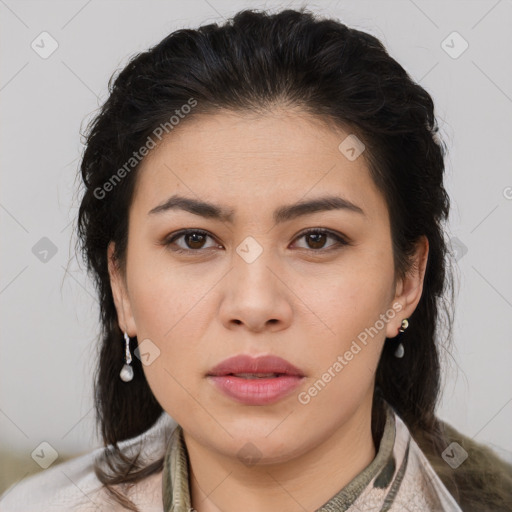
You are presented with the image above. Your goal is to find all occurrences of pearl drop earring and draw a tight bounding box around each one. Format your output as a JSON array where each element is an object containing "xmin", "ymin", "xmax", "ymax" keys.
[
  {"xmin": 394, "ymin": 318, "xmax": 409, "ymax": 358},
  {"xmin": 120, "ymin": 332, "xmax": 134, "ymax": 382}
]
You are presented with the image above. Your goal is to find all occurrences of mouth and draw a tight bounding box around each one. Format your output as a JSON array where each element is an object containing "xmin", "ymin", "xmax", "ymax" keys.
[
  {"xmin": 226, "ymin": 373, "xmax": 284, "ymax": 379},
  {"xmin": 207, "ymin": 354, "xmax": 305, "ymax": 378},
  {"xmin": 206, "ymin": 354, "xmax": 305, "ymax": 405}
]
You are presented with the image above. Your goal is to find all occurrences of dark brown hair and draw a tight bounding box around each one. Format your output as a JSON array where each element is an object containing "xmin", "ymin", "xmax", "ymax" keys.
[{"xmin": 75, "ymin": 7, "xmax": 512, "ymax": 511}]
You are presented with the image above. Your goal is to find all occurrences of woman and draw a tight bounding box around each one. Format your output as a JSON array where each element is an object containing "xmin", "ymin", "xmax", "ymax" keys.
[{"xmin": 1, "ymin": 7, "xmax": 511, "ymax": 512}]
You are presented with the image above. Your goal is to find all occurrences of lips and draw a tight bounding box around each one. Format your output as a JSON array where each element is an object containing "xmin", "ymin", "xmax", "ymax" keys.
[
  {"xmin": 206, "ymin": 354, "xmax": 305, "ymax": 405},
  {"xmin": 207, "ymin": 354, "xmax": 305, "ymax": 378}
]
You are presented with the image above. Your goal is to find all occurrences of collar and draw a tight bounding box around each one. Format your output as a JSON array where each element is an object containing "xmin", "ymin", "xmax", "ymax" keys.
[{"xmin": 161, "ymin": 402, "xmax": 396, "ymax": 512}]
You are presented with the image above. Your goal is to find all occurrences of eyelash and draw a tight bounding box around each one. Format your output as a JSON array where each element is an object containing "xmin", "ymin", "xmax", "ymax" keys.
[{"xmin": 162, "ymin": 228, "xmax": 350, "ymax": 255}]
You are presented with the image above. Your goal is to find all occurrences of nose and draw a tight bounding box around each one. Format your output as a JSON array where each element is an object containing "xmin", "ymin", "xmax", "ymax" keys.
[{"xmin": 218, "ymin": 243, "xmax": 293, "ymax": 333}]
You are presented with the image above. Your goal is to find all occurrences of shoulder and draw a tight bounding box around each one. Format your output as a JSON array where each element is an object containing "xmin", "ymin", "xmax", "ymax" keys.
[
  {"xmin": 393, "ymin": 409, "xmax": 512, "ymax": 512},
  {"xmin": 0, "ymin": 447, "xmax": 107, "ymax": 511},
  {"xmin": 392, "ymin": 413, "xmax": 464, "ymax": 511},
  {"xmin": 0, "ymin": 412, "xmax": 178, "ymax": 511},
  {"xmin": 438, "ymin": 419, "xmax": 512, "ymax": 511}
]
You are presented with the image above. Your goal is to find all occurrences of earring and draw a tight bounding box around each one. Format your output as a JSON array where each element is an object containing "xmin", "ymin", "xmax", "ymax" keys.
[
  {"xmin": 394, "ymin": 318, "xmax": 409, "ymax": 358},
  {"xmin": 120, "ymin": 332, "xmax": 134, "ymax": 382}
]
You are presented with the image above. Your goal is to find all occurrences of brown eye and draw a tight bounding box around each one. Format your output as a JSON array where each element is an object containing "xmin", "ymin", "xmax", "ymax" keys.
[
  {"xmin": 293, "ymin": 229, "xmax": 349, "ymax": 251},
  {"xmin": 183, "ymin": 232, "xmax": 208, "ymax": 249},
  {"xmin": 164, "ymin": 229, "xmax": 219, "ymax": 253},
  {"xmin": 305, "ymin": 232, "xmax": 328, "ymax": 249}
]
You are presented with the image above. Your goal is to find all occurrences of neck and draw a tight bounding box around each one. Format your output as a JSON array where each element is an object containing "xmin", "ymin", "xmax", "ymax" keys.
[{"xmin": 184, "ymin": 394, "xmax": 379, "ymax": 512}]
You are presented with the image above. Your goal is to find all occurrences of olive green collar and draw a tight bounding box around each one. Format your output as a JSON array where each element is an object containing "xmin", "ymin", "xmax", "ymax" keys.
[{"xmin": 162, "ymin": 403, "xmax": 396, "ymax": 511}]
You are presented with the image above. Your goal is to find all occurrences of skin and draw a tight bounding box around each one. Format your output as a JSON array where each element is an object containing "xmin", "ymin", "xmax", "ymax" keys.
[{"xmin": 108, "ymin": 109, "xmax": 429, "ymax": 512}]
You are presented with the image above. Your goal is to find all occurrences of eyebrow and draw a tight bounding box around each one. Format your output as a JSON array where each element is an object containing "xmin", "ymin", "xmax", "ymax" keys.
[{"xmin": 148, "ymin": 194, "xmax": 365, "ymax": 224}]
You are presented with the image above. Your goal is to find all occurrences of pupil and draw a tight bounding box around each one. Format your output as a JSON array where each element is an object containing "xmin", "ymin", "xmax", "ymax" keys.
[
  {"xmin": 308, "ymin": 233, "xmax": 325, "ymax": 249},
  {"xmin": 187, "ymin": 233, "xmax": 205, "ymax": 249}
]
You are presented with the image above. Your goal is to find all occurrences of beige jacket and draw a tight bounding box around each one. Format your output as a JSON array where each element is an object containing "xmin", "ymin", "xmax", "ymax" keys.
[{"xmin": 0, "ymin": 403, "xmax": 463, "ymax": 511}]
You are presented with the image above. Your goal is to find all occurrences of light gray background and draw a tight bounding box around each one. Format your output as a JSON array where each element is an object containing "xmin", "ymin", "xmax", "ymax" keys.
[{"xmin": 1, "ymin": 0, "xmax": 511, "ymax": 467}]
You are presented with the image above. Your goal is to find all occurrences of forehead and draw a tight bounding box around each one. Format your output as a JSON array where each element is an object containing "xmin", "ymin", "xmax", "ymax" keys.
[
  {"xmin": 143, "ymin": 109, "xmax": 350, "ymax": 162},
  {"xmin": 131, "ymin": 110, "xmax": 385, "ymax": 221}
]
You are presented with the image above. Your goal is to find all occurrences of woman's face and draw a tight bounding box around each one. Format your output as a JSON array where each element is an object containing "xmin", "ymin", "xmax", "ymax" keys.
[{"xmin": 109, "ymin": 109, "xmax": 427, "ymax": 465}]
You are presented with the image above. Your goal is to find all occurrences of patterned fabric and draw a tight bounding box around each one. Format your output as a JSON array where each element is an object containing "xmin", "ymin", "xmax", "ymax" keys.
[
  {"xmin": 0, "ymin": 401, "xmax": 464, "ymax": 511},
  {"xmin": 162, "ymin": 401, "xmax": 463, "ymax": 512}
]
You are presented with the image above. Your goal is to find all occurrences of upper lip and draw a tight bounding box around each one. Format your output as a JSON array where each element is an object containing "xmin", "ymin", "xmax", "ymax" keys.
[{"xmin": 207, "ymin": 354, "xmax": 305, "ymax": 377}]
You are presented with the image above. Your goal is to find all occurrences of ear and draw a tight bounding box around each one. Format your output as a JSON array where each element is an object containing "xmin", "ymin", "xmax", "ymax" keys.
[
  {"xmin": 107, "ymin": 241, "xmax": 137, "ymax": 336},
  {"xmin": 385, "ymin": 235, "xmax": 429, "ymax": 339}
]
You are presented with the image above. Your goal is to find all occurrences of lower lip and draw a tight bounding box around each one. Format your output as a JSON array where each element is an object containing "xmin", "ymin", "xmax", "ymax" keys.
[{"xmin": 208, "ymin": 375, "xmax": 303, "ymax": 405}]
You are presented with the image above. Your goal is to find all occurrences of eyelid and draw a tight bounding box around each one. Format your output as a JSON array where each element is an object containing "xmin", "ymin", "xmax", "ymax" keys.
[
  {"xmin": 162, "ymin": 229, "xmax": 220, "ymax": 252},
  {"xmin": 294, "ymin": 227, "xmax": 350, "ymax": 246}
]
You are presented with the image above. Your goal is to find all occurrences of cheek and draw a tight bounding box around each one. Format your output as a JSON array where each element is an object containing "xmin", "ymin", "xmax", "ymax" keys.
[
  {"xmin": 125, "ymin": 250, "xmax": 214, "ymax": 388},
  {"xmin": 126, "ymin": 240, "xmax": 210, "ymax": 339},
  {"xmin": 307, "ymin": 282, "xmax": 388, "ymax": 377},
  {"xmin": 298, "ymin": 284, "xmax": 389, "ymax": 416},
  {"xmin": 127, "ymin": 268, "xmax": 208, "ymax": 420},
  {"xmin": 303, "ymin": 250, "xmax": 395, "ymax": 343},
  {"xmin": 297, "ymin": 250, "xmax": 395, "ymax": 396}
]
